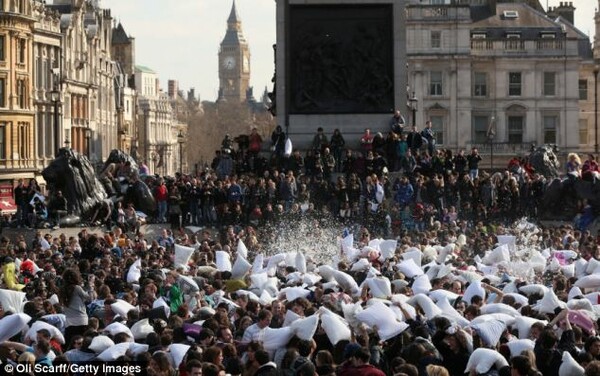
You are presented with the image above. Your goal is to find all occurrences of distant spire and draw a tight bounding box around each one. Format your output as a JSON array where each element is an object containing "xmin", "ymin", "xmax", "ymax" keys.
[{"xmin": 228, "ymin": 0, "xmax": 241, "ymax": 25}]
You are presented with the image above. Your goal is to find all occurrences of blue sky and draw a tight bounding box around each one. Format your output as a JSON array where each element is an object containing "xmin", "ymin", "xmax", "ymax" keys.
[{"xmin": 101, "ymin": 0, "xmax": 595, "ymax": 103}]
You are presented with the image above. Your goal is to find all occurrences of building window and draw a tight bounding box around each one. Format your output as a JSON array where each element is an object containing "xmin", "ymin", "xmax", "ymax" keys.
[
  {"xmin": 429, "ymin": 71, "xmax": 443, "ymax": 96},
  {"xmin": 508, "ymin": 116, "xmax": 523, "ymax": 143},
  {"xmin": 509, "ymin": 72, "xmax": 521, "ymax": 96},
  {"xmin": 0, "ymin": 123, "xmax": 6, "ymax": 160},
  {"xmin": 0, "ymin": 78, "xmax": 4, "ymax": 107},
  {"xmin": 579, "ymin": 79, "xmax": 588, "ymax": 100},
  {"xmin": 17, "ymin": 79, "xmax": 25, "ymax": 108},
  {"xmin": 473, "ymin": 115, "xmax": 490, "ymax": 143},
  {"xmin": 544, "ymin": 115, "xmax": 557, "ymax": 144},
  {"xmin": 473, "ymin": 72, "xmax": 487, "ymax": 97},
  {"xmin": 431, "ymin": 31, "xmax": 441, "ymax": 49},
  {"xmin": 0, "ymin": 35, "xmax": 4, "ymax": 61},
  {"xmin": 580, "ymin": 119, "xmax": 588, "ymax": 145},
  {"xmin": 18, "ymin": 39, "xmax": 26, "ymax": 64},
  {"xmin": 544, "ymin": 72, "xmax": 556, "ymax": 96},
  {"xmin": 430, "ymin": 115, "xmax": 444, "ymax": 145}
]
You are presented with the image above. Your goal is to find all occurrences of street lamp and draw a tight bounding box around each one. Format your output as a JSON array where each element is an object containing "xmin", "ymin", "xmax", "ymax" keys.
[
  {"xmin": 487, "ymin": 116, "xmax": 496, "ymax": 171},
  {"xmin": 594, "ymin": 65, "xmax": 599, "ymax": 154},
  {"xmin": 84, "ymin": 127, "xmax": 92, "ymax": 158},
  {"xmin": 64, "ymin": 137, "xmax": 70, "ymax": 148},
  {"xmin": 50, "ymin": 89, "xmax": 61, "ymax": 156},
  {"xmin": 409, "ymin": 92, "xmax": 418, "ymax": 128},
  {"xmin": 177, "ymin": 130, "xmax": 185, "ymax": 174}
]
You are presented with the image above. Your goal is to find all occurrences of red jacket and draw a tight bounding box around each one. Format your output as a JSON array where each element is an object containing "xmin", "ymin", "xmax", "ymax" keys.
[{"xmin": 155, "ymin": 184, "xmax": 168, "ymax": 201}]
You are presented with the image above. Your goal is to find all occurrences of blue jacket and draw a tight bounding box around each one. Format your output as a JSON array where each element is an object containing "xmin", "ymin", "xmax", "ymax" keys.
[{"xmin": 394, "ymin": 182, "xmax": 414, "ymax": 206}]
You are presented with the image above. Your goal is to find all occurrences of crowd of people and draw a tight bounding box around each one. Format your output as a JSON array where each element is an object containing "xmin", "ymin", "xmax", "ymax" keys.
[{"xmin": 2, "ymin": 120, "xmax": 600, "ymax": 376}]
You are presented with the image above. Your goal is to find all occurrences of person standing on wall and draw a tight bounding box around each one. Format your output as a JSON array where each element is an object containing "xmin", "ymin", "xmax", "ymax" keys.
[{"xmin": 421, "ymin": 120, "xmax": 436, "ymax": 157}]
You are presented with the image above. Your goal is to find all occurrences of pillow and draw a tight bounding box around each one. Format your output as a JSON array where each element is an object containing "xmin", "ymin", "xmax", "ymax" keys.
[
  {"xmin": 506, "ymin": 339, "xmax": 535, "ymax": 357},
  {"xmin": 471, "ymin": 313, "xmax": 516, "ymax": 328},
  {"xmin": 351, "ymin": 258, "xmax": 371, "ymax": 272},
  {"xmin": 295, "ymin": 252, "xmax": 307, "ymax": 274},
  {"xmin": 89, "ymin": 335, "xmax": 115, "ymax": 354},
  {"xmin": 152, "ymin": 297, "xmax": 171, "ymax": 318},
  {"xmin": 215, "ymin": 251, "xmax": 232, "ymax": 272},
  {"xmin": 396, "ymin": 259, "xmax": 424, "ymax": 279},
  {"xmin": 463, "ymin": 281, "xmax": 485, "ymax": 306},
  {"xmin": 333, "ymin": 270, "xmax": 360, "ymax": 296},
  {"xmin": 104, "ymin": 322, "xmax": 133, "ymax": 339},
  {"xmin": 465, "ymin": 348, "xmax": 509, "ymax": 374},
  {"xmin": 169, "ymin": 343, "xmax": 191, "ymax": 367},
  {"xmin": 130, "ymin": 318, "xmax": 154, "ymax": 340},
  {"xmin": 366, "ymin": 277, "xmax": 392, "ymax": 299},
  {"xmin": 568, "ymin": 310, "xmax": 595, "ymax": 334},
  {"xmin": 303, "ymin": 273, "xmax": 322, "ymax": 287},
  {"xmin": 436, "ymin": 298, "xmax": 470, "ymax": 327},
  {"xmin": 341, "ymin": 233, "xmax": 354, "ymax": 249},
  {"xmin": 482, "ymin": 244, "xmax": 510, "ymax": 265},
  {"xmin": 283, "ymin": 287, "xmax": 310, "ymax": 302},
  {"xmin": 568, "ymin": 286, "xmax": 584, "ymax": 300},
  {"xmin": 355, "ymin": 301, "xmax": 408, "ymax": 341},
  {"xmin": 459, "ymin": 270, "xmax": 483, "ymax": 284},
  {"xmin": 26, "ymin": 320, "xmax": 65, "ymax": 344},
  {"xmin": 178, "ymin": 275, "xmax": 200, "ymax": 294},
  {"xmin": 111, "ymin": 299, "xmax": 137, "ymax": 318},
  {"xmin": 40, "ymin": 314, "xmax": 66, "ymax": 332},
  {"xmin": 480, "ymin": 303, "xmax": 521, "ymax": 317},
  {"xmin": 283, "ymin": 310, "xmax": 301, "ymax": 327},
  {"xmin": 126, "ymin": 259, "xmax": 142, "ymax": 283},
  {"xmin": 341, "ymin": 302, "xmax": 363, "ymax": 329},
  {"xmin": 237, "ymin": 239, "xmax": 248, "ymax": 259},
  {"xmin": 428, "ymin": 289, "xmax": 459, "ymax": 303},
  {"xmin": 342, "ymin": 244, "xmax": 360, "ymax": 262},
  {"xmin": 231, "ymin": 256, "xmax": 252, "ymax": 280},
  {"xmin": 128, "ymin": 342, "xmax": 149, "ymax": 357},
  {"xmin": 253, "ymin": 253, "xmax": 264, "ymax": 274},
  {"xmin": 436, "ymin": 244, "xmax": 454, "ymax": 264},
  {"xmin": 586, "ymin": 257, "xmax": 600, "ymax": 274},
  {"xmin": 0, "ymin": 289, "xmax": 26, "ymax": 313},
  {"xmin": 174, "ymin": 244, "xmax": 195, "ymax": 269},
  {"xmin": 318, "ymin": 265, "xmax": 336, "ymax": 282},
  {"xmin": 380, "ymin": 240, "xmax": 398, "ymax": 260},
  {"xmin": 406, "ymin": 294, "xmax": 442, "ymax": 320},
  {"xmin": 503, "ymin": 293, "xmax": 530, "ymax": 307},
  {"xmin": 533, "ymin": 289, "xmax": 567, "ymax": 314},
  {"xmin": 518, "ymin": 284, "xmax": 548, "ymax": 296},
  {"xmin": 575, "ymin": 275, "xmax": 600, "ymax": 289},
  {"xmin": 561, "ymin": 264, "xmax": 575, "ymax": 279},
  {"xmin": 259, "ymin": 290, "xmax": 275, "ymax": 306},
  {"xmin": 515, "ymin": 316, "xmax": 548, "ymax": 339},
  {"xmin": 470, "ymin": 319, "xmax": 506, "ymax": 347},
  {"xmin": 412, "ymin": 275, "xmax": 432, "ymax": 295},
  {"xmin": 285, "ymin": 252, "xmax": 297, "ymax": 267},
  {"xmin": 320, "ymin": 311, "xmax": 352, "ymax": 345},
  {"xmin": 559, "ymin": 350, "xmax": 585, "ymax": 376},
  {"xmin": 262, "ymin": 327, "xmax": 295, "ymax": 351},
  {"xmin": 575, "ymin": 258, "xmax": 588, "ymax": 278},
  {"xmin": 0, "ymin": 313, "xmax": 30, "ymax": 343},
  {"xmin": 291, "ymin": 314, "xmax": 319, "ymax": 341},
  {"xmin": 266, "ymin": 253, "xmax": 286, "ymax": 275}
]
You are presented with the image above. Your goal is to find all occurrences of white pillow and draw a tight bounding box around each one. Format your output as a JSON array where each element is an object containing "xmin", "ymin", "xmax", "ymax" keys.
[
  {"xmin": 355, "ymin": 301, "xmax": 409, "ymax": 341},
  {"xmin": 407, "ymin": 294, "xmax": 442, "ymax": 320},
  {"xmin": 291, "ymin": 314, "xmax": 319, "ymax": 341},
  {"xmin": 428, "ymin": 289, "xmax": 459, "ymax": 303},
  {"xmin": 568, "ymin": 287, "xmax": 584, "ymax": 300},
  {"xmin": 296, "ymin": 252, "xmax": 307, "ymax": 274},
  {"xmin": 465, "ymin": 348, "xmax": 509, "ymax": 374},
  {"xmin": 518, "ymin": 284, "xmax": 548, "ymax": 296},
  {"xmin": 333, "ymin": 270, "xmax": 360, "ymax": 296},
  {"xmin": 126, "ymin": 259, "xmax": 142, "ymax": 283},
  {"xmin": 104, "ymin": 322, "xmax": 133, "ymax": 339},
  {"xmin": 89, "ymin": 335, "xmax": 115, "ymax": 354},
  {"xmin": 396, "ymin": 258, "xmax": 424, "ymax": 278},
  {"xmin": 470, "ymin": 319, "xmax": 506, "ymax": 347},
  {"xmin": 237, "ymin": 239, "xmax": 248, "ymax": 259},
  {"xmin": 575, "ymin": 258, "xmax": 588, "ymax": 278},
  {"xmin": 0, "ymin": 289, "xmax": 26, "ymax": 313},
  {"xmin": 480, "ymin": 303, "xmax": 521, "ymax": 317},
  {"xmin": 170, "ymin": 343, "xmax": 191, "ymax": 367},
  {"xmin": 436, "ymin": 298, "xmax": 470, "ymax": 327},
  {"xmin": 567, "ymin": 299, "xmax": 593, "ymax": 312},
  {"xmin": 576, "ymin": 275, "xmax": 600, "ymax": 289},
  {"xmin": 111, "ymin": 299, "xmax": 137, "ymax": 318},
  {"xmin": 341, "ymin": 301, "xmax": 363, "ymax": 329},
  {"xmin": 231, "ymin": 256, "xmax": 252, "ymax": 280},
  {"xmin": 26, "ymin": 320, "xmax": 65, "ymax": 345},
  {"xmin": 283, "ymin": 287, "xmax": 310, "ymax": 302},
  {"xmin": 262, "ymin": 327, "xmax": 295, "ymax": 351},
  {"xmin": 152, "ymin": 297, "xmax": 171, "ymax": 318},
  {"xmin": 436, "ymin": 244, "xmax": 454, "ymax": 264},
  {"xmin": 380, "ymin": 240, "xmax": 398, "ymax": 260},
  {"xmin": 471, "ymin": 313, "xmax": 516, "ymax": 328},
  {"xmin": 320, "ymin": 311, "xmax": 352, "ymax": 345},
  {"xmin": 96, "ymin": 342, "xmax": 129, "ymax": 361},
  {"xmin": 259, "ymin": 290, "xmax": 274, "ymax": 306},
  {"xmin": 253, "ymin": 253, "xmax": 264, "ymax": 274},
  {"xmin": 515, "ymin": 316, "xmax": 548, "ymax": 339},
  {"xmin": 303, "ymin": 273, "xmax": 322, "ymax": 287},
  {"xmin": 174, "ymin": 244, "xmax": 195, "ymax": 269},
  {"xmin": 482, "ymin": 244, "xmax": 510, "ymax": 265},
  {"xmin": 266, "ymin": 253, "xmax": 286, "ymax": 275},
  {"xmin": 351, "ymin": 258, "xmax": 371, "ymax": 272},
  {"xmin": 282, "ymin": 310, "xmax": 301, "ymax": 327},
  {"xmin": 0, "ymin": 313, "xmax": 30, "ymax": 343},
  {"xmin": 318, "ymin": 265, "xmax": 336, "ymax": 281},
  {"xmin": 506, "ymin": 339, "xmax": 535, "ymax": 358},
  {"xmin": 401, "ymin": 248, "xmax": 421, "ymax": 266},
  {"xmin": 130, "ymin": 318, "xmax": 154, "ymax": 340},
  {"xmin": 559, "ymin": 350, "xmax": 584, "ymax": 376},
  {"xmin": 586, "ymin": 258, "xmax": 600, "ymax": 274},
  {"xmin": 463, "ymin": 281, "xmax": 485, "ymax": 306},
  {"xmin": 128, "ymin": 342, "xmax": 148, "ymax": 357},
  {"xmin": 412, "ymin": 275, "xmax": 432, "ymax": 295},
  {"xmin": 215, "ymin": 251, "xmax": 232, "ymax": 272},
  {"xmin": 533, "ymin": 289, "xmax": 567, "ymax": 314},
  {"xmin": 503, "ymin": 293, "xmax": 530, "ymax": 307},
  {"xmin": 366, "ymin": 277, "xmax": 392, "ymax": 299},
  {"xmin": 561, "ymin": 264, "xmax": 575, "ymax": 278}
]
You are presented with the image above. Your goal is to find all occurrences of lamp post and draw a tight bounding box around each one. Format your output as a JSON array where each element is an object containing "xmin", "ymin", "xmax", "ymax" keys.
[
  {"xmin": 409, "ymin": 92, "xmax": 418, "ymax": 128},
  {"xmin": 177, "ymin": 130, "xmax": 185, "ymax": 174},
  {"xmin": 594, "ymin": 65, "xmax": 599, "ymax": 154},
  {"xmin": 84, "ymin": 127, "xmax": 92, "ymax": 158},
  {"xmin": 151, "ymin": 152, "xmax": 158, "ymax": 175},
  {"xmin": 64, "ymin": 138, "xmax": 70, "ymax": 148},
  {"xmin": 50, "ymin": 89, "xmax": 61, "ymax": 156}
]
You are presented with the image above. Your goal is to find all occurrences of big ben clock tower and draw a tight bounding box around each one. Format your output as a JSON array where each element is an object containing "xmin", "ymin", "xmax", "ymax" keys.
[{"xmin": 219, "ymin": 0, "xmax": 250, "ymax": 102}]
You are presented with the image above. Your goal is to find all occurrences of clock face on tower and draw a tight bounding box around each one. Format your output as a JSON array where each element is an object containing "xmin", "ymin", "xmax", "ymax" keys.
[
  {"xmin": 223, "ymin": 56, "xmax": 236, "ymax": 70},
  {"xmin": 243, "ymin": 56, "xmax": 249, "ymax": 72}
]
